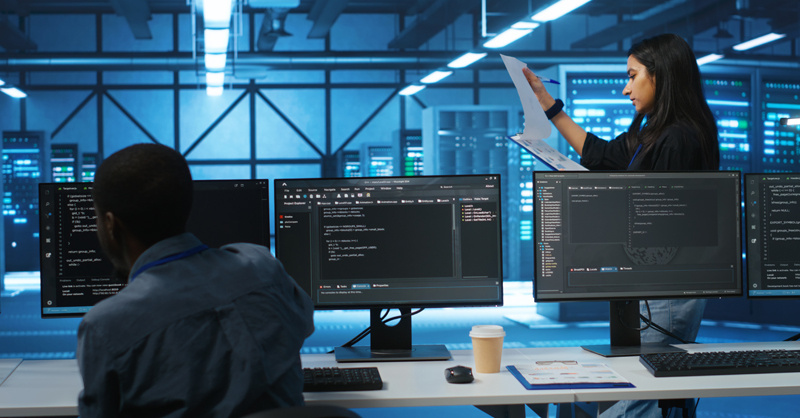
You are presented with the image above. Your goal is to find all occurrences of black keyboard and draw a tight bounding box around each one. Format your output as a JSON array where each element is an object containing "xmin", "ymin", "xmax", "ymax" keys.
[
  {"xmin": 640, "ymin": 349, "xmax": 800, "ymax": 377},
  {"xmin": 303, "ymin": 367, "xmax": 383, "ymax": 392}
]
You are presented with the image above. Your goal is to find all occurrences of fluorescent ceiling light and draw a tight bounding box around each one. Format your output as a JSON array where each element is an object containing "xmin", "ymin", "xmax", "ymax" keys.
[
  {"xmin": 1, "ymin": 87, "xmax": 27, "ymax": 98},
  {"xmin": 511, "ymin": 21, "xmax": 539, "ymax": 29},
  {"xmin": 203, "ymin": 0, "xmax": 233, "ymax": 29},
  {"xmin": 732, "ymin": 33, "xmax": 786, "ymax": 51},
  {"xmin": 780, "ymin": 117, "xmax": 800, "ymax": 126},
  {"xmin": 696, "ymin": 53, "xmax": 724, "ymax": 66},
  {"xmin": 421, "ymin": 70, "xmax": 453, "ymax": 84},
  {"xmin": 399, "ymin": 85, "xmax": 425, "ymax": 96},
  {"xmin": 204, "ymin": 53, "xmax": 227, "ymax": 71},
  {"xmin": 448, "ymin": 52, "xmax": 487, "ymax": 69},
  {"xmin": 205, "ymin": 28, "xmax": 230, "ymax": 53},
  {"xmin": 206, "ymin": 71, "xmax": 225, "ymax": 87},
  {"xmin": 206, "ymin": 85, "xmax": 224, "ymax": 97},
  {"xmin": 531, "ymin": 0, "xmax": 592, "ymax": 22},
  {"xmin": 483, "ymin": 23, "xmax": 540, "ymax": 49}
]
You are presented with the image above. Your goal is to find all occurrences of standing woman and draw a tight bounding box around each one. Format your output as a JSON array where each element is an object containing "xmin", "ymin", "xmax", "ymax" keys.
[{"xmin": 525, "ymin": 33, "xmax": 718, "ymax": 417}]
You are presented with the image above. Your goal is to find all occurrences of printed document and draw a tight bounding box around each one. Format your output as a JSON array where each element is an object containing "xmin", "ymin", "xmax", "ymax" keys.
[{"xmin": 500, "ymin": 54, "xmax": 586, "ymax": 171}]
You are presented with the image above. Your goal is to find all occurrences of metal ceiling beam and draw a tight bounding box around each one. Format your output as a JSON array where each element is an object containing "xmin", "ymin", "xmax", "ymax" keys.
[
  {"xmin": 571, "ymin": 0, "xmax": 725, "ymax": 49},
  {"xmin": 388, "ymin": 0, "xmax": 478, "ymax": 50},
  {"xmin": 639, "ymin": 0, "xmax": 737, "ymax": 44},
  {"xmin": 307, "ymin": 0, "xmax": 347, "ymax": 39},
  {"xmin": 0, "ymin": 16, "xmax": 37, "ymax": 51},
  {"xmin": 109, "ymin": 0, "xmax": 152, "ymax": 39},
  {"xmin": 0, "ymin": 0, "xmax": 187, "ymax": 14}
]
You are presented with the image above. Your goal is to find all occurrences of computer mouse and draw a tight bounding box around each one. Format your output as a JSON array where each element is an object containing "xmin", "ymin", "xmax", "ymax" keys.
[{"xmin": 445, "ymin": 365, "xmax": 474, "ymax": 384}]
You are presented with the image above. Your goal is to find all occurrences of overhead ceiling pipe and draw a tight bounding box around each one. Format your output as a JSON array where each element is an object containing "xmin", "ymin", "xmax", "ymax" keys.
[
  {"xmin": 1, "ymin": 51, "xmax": 796, "ymax": 73},
  {"xmin": 0, "ymin": 51, "xmax": 626, "ymax": 72}
]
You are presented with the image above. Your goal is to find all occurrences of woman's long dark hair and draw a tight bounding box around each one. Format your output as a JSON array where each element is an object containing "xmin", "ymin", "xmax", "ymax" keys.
[{"xmin": 626, "ymin": 34, "xmax": 719, "ymax": 169}]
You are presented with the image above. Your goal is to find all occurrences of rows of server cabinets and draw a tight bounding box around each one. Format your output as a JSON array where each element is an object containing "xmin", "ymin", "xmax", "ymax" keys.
[
  {"xmin": 422, "ymin": 105, "xmax": 516, "ymax": 281},
  {"xmin": 2, "ymin": 131, "xmax": 100, "ymax": 274},
  {"xmin": 2, "ymin": 67, "xmax": 799, "ymax": 280},
  {"xmin": 559, "ymin": 65, "xmax": 800, "ymax": 174}
]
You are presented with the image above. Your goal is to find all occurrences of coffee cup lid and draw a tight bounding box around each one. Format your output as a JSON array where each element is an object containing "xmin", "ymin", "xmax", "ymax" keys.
[{"xmin": 469, "ymin": 324, "xmax": 505, "ymax": 338}]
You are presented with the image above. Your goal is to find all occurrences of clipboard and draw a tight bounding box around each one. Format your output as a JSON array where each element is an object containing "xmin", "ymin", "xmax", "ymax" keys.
[
  {"xmin": 508, "ymin": 135, "xmax": 587, "ymax": 171},
  {"xmin": 506, "ymin": 363, "xmax": 635, "ymax": 390}
]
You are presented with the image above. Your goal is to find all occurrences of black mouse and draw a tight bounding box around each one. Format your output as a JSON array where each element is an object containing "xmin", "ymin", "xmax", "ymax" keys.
[{"xmin": 445, "ymin": 365, "xmax": 474, "ymax": 383}]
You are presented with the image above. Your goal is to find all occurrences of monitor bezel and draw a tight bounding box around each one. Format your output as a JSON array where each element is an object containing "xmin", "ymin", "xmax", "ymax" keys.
[
  {"xmin": 533, "ymin": 170, "xmax": 744, "ymax": 303},
  {"xmin": 38, "ymin": 179, "xmax": 271, "ymax": 319},
  {"xmin": 273, "ymin": 174, "xmax": 505, "ymax": 311},
  {"xmin": 744, "ymin": 172, "xmax": 800, "ymax": 299}
]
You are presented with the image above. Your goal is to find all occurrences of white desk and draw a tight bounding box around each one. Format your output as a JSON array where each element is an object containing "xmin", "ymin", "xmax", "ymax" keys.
[
  {"xmin": 0, "ymin": 359, "xmax": 22, "ymax": 385},
  {"xmin": 572, "ymin": 341, "xmax": 800, "ymax": 405},
  {"xmin": 0, "ymin": 359, "xmax": 82, "ymax": 417},
  {"xmin": 3, "ymin": 343, "xmax": 800, "ymax": 417},
  {"xmin": 302, "ymin": 347, "xmax": 575, "ymax": 410}
]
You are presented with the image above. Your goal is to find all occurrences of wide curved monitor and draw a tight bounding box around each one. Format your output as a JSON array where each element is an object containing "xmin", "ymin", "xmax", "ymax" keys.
[
  {"xmin": 274, "ymin": 174, "xmax": 504, "ymax": 362},
  {"xmin": 534, "ymin": 171, "xmax": 743, "ymax": 356}
]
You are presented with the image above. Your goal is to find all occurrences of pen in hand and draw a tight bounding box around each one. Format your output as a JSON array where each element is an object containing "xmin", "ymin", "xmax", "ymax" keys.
[{"xmin": 537, "ymin": 76, "xmax": 560, "ymax": 85}]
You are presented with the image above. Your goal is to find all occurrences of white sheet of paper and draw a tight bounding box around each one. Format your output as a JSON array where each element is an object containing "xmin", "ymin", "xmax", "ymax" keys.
[{"xmin": 500, "ymin": 54, "xmax": 551, "ymax": 140}]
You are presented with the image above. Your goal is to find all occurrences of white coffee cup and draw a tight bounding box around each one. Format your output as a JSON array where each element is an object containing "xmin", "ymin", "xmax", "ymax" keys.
[{"xmin": 469, "ymin": 325, "xmax": 505, "ymax": 373}]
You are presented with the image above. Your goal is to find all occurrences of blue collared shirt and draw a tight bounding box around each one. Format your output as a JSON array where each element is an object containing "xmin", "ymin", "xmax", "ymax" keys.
[{"xmin": 77, "ymin": 233, "xmax": 314, "ymax": 418}]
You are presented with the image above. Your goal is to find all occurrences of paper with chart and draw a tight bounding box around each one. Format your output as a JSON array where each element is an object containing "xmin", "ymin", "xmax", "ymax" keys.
[
  {"xmin": 507, "ymin": 361, "xmax": 634, "ymax": 390},
  {"xmin": 500, "ymin": 54, "xmax": 586, "ymax": 171}
]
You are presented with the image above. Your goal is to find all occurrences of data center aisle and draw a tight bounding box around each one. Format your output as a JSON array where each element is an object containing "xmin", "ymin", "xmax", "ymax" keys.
[{"xmin": 1, "ymin": 281, "xmax": 800, "ymax": 417}]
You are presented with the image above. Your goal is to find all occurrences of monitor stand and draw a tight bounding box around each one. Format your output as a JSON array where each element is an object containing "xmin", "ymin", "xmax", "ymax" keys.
[
  {"xmin": 334, "ymin": 308, "xmax": 452, "ymax": 363},
  {"xmin": 581, "ymin": 300, "xmax": 686, "ymax": 357}
]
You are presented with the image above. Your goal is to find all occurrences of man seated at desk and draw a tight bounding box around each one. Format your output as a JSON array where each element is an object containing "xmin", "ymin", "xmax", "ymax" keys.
[{"xmin": 77, "ymin": 143, "xmax": 314, "ymax": 417}]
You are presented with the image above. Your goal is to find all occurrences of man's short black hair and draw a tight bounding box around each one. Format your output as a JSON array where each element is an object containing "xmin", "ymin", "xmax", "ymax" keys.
[{"xmin": 92, "ymin": 143, "xmax": 193, "ymax": 246}]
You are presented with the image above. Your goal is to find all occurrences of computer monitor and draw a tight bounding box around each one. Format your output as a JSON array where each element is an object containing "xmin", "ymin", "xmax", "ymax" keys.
[
  {"xmin": 745, "ymin": 173, "xmax": 800, "ymax": 298},
  {"xmin": 534, "ymin": 171, "xmax": 743, "ymax": 357},
  {"xmin": 38, "ymin": 179, "xmax": 270, "ymax": 318},
  {"xmin": 274, "ymin": 174, "xmax": 504, "ymax": 362}
]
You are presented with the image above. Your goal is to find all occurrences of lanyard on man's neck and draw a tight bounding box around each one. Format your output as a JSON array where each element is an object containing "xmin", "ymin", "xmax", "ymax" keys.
[{"xmin": 129, "ymin": 244, "xmax": 208, "ymax": 283}]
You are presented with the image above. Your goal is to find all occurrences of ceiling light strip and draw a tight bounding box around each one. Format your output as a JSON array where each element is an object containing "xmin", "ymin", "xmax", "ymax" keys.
[{"xmin": 732, "ymin": 33, "xmax": 786, "ymax": 51}]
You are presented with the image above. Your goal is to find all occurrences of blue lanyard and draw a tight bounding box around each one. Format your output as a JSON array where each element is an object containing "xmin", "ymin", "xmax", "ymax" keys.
[
  {"xmin": 628, "ymin": 144, "xmax": 643, "ymax": 168},
  {"xmin": 129, "ymin": 244, "xmax": 208, "ymax": 283}
]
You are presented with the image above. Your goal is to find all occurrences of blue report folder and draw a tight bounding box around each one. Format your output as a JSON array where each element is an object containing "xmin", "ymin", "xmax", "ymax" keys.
[{"xmin": 507, "ymin": 364, "xmax": 635, "ymax": 390}]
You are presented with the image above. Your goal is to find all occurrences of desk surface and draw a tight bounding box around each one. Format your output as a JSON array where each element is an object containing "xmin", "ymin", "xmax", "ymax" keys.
[
  {"xmin": 304, "ymin": 341, "xmax": 800, "ymax": 408},
  {"xmin": 302, "ymin": 347, "xmax": 575, "ymax": 408},
  {"xmin": 3, "ymin": 342, "xmax": 800, "ymax": 417},
  {"xmin": 0, "ymin": 359, "xmax": 22, "ymax": 385},
  {"xmin": 0, "ymin": 359, "xmax": 82, "ymax": 417}
]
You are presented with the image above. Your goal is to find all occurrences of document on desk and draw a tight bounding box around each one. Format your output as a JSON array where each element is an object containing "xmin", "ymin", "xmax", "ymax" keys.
[
  {"xmin": 500, "ymin": 54, "xmax": 587, "ymax": 171},
  {"xmin": 507, "ymin": 361, "xmax": 634, "ymax": 390}
]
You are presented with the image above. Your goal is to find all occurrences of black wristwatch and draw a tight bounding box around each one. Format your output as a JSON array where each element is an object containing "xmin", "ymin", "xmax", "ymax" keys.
[{"xmin": 545, "ymin": 99, "xmax": 564, "ymax": 120}]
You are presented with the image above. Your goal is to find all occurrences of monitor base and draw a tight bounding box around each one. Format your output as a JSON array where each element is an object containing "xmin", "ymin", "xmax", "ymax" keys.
[
  {"xmin": 335, "ymin": 344, "xmax": 452, "ymax": 363},
  {"xmin": 581, "ymin": 343, "xmax": 686, "ymax": 358}
]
